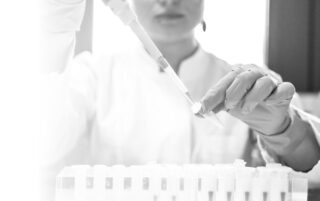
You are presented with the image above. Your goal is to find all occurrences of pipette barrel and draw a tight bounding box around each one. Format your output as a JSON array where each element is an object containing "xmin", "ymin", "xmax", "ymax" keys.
[
  {"xmin": 106, "ymin": 0, "xmax": 222, "ymax": 127},
  {"xmin": 131, "ymin": 20, "xmax": 224, "ymax": 128},
  {"xmin": 107, "ymin": 0, "xmax": 191, "ymax": 96},
  {"xmin": 129, "ymin": 21, "xmax": 190, "ymax": 96},
  {"xmin": 106, "ymin": 0, "xmax": 195, "ymax": 100}
]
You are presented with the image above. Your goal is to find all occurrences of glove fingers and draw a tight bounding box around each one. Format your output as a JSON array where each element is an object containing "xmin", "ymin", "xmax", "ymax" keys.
[
  {"xmin": 200, "ymin": 65, "xmax": 243, "ymax": 114},
  {"xmin": 225, "ymin": 67, "xmax": 265, "ymax": 110},
  {"xmin": 265, "ymin": 82, "xmax": 295, "ymax": 105},
  {"xmin": 241, "ymin": 75, "xmax": 278, "ymax": 114}
]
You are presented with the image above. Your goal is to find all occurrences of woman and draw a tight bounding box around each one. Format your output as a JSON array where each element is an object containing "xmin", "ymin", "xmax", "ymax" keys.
[{"xmin": 42, "ymin": 0, "xmax": 320, "ymax": 199}]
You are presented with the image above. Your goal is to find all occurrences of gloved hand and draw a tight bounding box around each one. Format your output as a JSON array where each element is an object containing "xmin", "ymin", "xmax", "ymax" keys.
[
  {"xmin": 102, "ymin": 0, "xmax": 110, "ymax": 5},
  {"xmin": 197, "ymin": 64, "xmax": 296, "ymax": 135}
]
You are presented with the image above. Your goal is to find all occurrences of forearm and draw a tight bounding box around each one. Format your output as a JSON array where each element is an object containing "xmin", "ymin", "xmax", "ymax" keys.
[
  {"xmin": 258, "ymin": 108, "xmax": 320, "ymax": 172},
  {"xmin": 281, "ymin": 127, "xmax": 320, "ymax": 171}
]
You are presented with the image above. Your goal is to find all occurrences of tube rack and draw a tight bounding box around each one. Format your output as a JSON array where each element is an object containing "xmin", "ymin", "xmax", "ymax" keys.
[{"xmin": 55, "ymin": 160, "xmax": 308, "ymax": 201}]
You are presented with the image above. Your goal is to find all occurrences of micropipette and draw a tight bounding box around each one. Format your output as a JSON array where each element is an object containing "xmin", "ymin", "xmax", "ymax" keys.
[{"xmin": 105, "ymin": 0, "xmax": 222, "ymax": 128}]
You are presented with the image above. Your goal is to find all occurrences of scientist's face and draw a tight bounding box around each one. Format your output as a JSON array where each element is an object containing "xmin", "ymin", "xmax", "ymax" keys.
[{"xmin": 131, "ymin": 0, "xmax": 204, "ymax": 42}]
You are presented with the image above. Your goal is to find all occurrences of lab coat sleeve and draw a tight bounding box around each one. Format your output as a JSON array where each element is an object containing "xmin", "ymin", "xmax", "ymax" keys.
[
  {"xmin": 40, "ymin": 51, "xmax": 97, "ymax": 167},
  {"xmin": 40, "ymin": 0, "xmax": 98, "ymax": 183},
  {"xmin": 256, "ymin": 95, "xmax": 320, "ymax": 188},
  {"xmin": 39, "ymin": 51, "xmax": 98, "ymax": 201},
  {"xmin": 41, "ymin": 0, "xmax": 86, "ymax": 72},
  {"xmin": 40, "ymin": 0, "xmax": 96, "ymax": 163}
]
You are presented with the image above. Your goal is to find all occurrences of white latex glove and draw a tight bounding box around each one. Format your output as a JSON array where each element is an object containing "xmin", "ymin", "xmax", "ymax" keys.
[
  {"xmin": 197, "ymin": 64, "xmax": 296, "ymax": 135},
  {"xmin": 102, "ymin": 0, "xmax": 110, "ymax": 5}
]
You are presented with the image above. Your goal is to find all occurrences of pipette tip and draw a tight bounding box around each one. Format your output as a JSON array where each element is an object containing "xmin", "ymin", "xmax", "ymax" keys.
[{"xmin": 191, "ymin": 102, "xmax": 223, "ymax": 128}]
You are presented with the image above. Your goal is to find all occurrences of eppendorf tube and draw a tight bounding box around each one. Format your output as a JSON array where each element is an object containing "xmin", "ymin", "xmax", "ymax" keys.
[
  {"xmin": 72, "ymin": 165, "xmax": 91, "ymax": 201},
  {"xmin": 129, "ymin": 166, "xmax": 146, "ymax": 201},
  {"xmin": 254, "ymin": 167, "xmax": 273, "ymax": 201},
  {"xmin": 216, "ymin": 165, "xmax": 235, "ymax": 201},
  {"xmin": 165, "ymin": 165, "xmax": 182, "ymax": 201},
  {"xmin": 55, "ymin": 167, "xmax": 75, "ymax": 201},
  {"xmin": 93, "ymin": 165, "xmax": 107, "ymax": 201},
  {"xmin": 266, "ymin": 164, "xmax": 291, "ymax": 201},
  {"xmin": 112, "ymin": 165, "xmax": 127, "ymax": 201},
  {"xmin": 143, "ymin": 164, "xmax": 163, "ymax": 201},
  {"xmin": 105, "ymin": 0, "xmax": 222, "ymax": 128},
  {"xmin": 182, "ymin": 164, "xmax": 198, "ymax": 201},
  {"xmin": 289, "ymin": 176, "xmax": 308, "ymax": 201},
  {"xmin": 197, "ymin": 164, "xmax": 217, "ymax": 201},
  {"xmin": 234, "ymin": 161, "xmax": 255, "ymax": 201}
]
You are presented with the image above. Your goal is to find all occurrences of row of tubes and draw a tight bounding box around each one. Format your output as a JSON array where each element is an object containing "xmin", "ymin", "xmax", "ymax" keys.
[{"xmin": 55, "ymin": 160, "xmax": 308, "ymax": 201}]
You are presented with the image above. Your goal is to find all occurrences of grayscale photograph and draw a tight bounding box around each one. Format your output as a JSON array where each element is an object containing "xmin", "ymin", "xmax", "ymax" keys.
[{"xmin": 3, "ymin": 0, "xmax": 319, "ymax": 201}]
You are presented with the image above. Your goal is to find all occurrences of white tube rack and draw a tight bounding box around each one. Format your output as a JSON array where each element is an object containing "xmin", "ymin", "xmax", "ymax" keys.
[{"xmin": 55, "ymin": 160, "xmax": 308, "ymax": 201}]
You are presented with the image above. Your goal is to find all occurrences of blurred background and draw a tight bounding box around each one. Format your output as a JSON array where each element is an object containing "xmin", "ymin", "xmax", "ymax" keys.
[{"xmin": 76, "ymin": 0, "xmax": 320, "ymax": 116}]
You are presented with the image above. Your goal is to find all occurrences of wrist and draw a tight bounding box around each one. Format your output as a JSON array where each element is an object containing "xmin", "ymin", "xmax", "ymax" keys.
[
  {"xmin": 270, "ymin": 112, "xmax": 292, "ymax": 136},
  {"xmin": 256, "ymin": 108, "xmax": 309, "ymax": 155},
  {"xmin": 255, "ymin": 109, "xmax": 293, "ymax": 136}
]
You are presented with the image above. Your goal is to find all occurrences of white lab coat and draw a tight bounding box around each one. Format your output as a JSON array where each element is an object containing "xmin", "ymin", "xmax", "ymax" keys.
[
  {"xmin": 41, "ymin": 0, "xmax": 320, "ymax": 196},
  {"xmin": 43, "ymin": 43, "xmax": 252, "ymax": 166}
]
